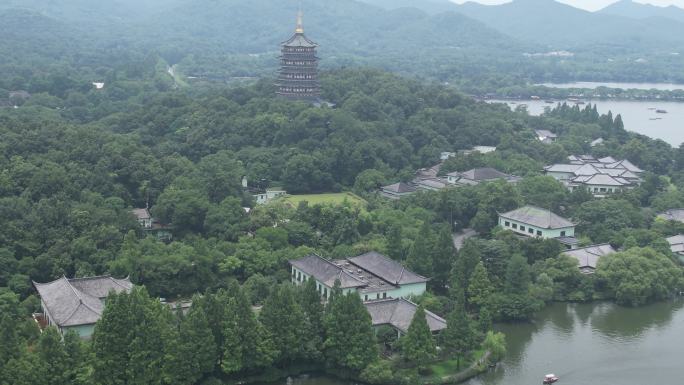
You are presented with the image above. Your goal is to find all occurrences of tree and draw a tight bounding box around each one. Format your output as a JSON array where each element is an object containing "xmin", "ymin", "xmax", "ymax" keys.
[
  {"xmin": 432, "ymin": 224, "xmax": 455, "ymax": 291},
  {"xmin": 298, "ymin": 278, "xmax": 325, "ymax": 361},
  {"xmin": 482, "ymin": 331, "xmax": 506, "ymax": 363},
  {"xmin": 222, "ymin": 287, "xmax": 276, "ymax": 374},
  {"xmin": 596, "ymin": 247, "xmax": 683, "ymax": 306},
  {"xmin": 517, "ymin": 176, "xmax": 568, "ymax": 212},
  {"xmin": 467, "ymin": 261, "xmax": 493, "ymax": 311},
  {"xmin": 92, "ymin": 287, "xmax": 166, "ymax": 385},
  {"xmin": 451, "ymin": 239, "xmax": 482, "ymax": 305},
  {"xmin": 440, "ymin": 301, "xmax": 474, "ymax": 369},
  {"xmin": 164, "ymin": 299, "xmax": 217, "ymax": 384},
  {"xmin": 204, "ymin": 197, "xmax": 248, "ymax": 241},
  {"xmin": 496, "ymin": 254, "xmax": 542, "ymax": 321},
  {"xmin": 406, "ymin": 222, "xmax": 434, "ymax": 278},
  {"xmin": 505, "ymin": 254, "xmax": 531, "ymax": 294},
  {"xmin": 34, "ymin": 327, "xmax": 69, "ymax": 385},
  {"xmin": 386, "ymin": 223, "xmax": 405, "ymax": 260},
  {"xmin": 401, "ymin": 306, "xmax": 436, "ymax": 367},
  {"xmin": 324, "ymin": 292, "xmax": 378, "ymax": 372},
  {"xmin": 353, "ymin": 169, "xmax": 386, "ymax": 194},
  {"xmin": 260, "ymin": 284, "xmax": 308, "ymax": 365}
]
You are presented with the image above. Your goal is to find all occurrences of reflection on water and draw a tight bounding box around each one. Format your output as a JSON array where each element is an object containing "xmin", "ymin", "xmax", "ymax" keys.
[
  {"xmin": 466, "ymin": 300, "xmax": 684, "ymax": 385},
  {"xmin": 254, "ymin": 300, "xmax": 684, "ymax": 385}
]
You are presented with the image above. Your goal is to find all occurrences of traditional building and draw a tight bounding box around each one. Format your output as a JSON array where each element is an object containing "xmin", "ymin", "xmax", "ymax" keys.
[
  {"xmin": 380, "ymin": 182, "xmax": 416, "ymax": 200},
  {"xmin": 446, "ymin": 167, "xmax": 520, "ymax": 186},
  {"xmin": 499, "ymin": 205, "xmax": 578, "ymax": 248},
  {"xmin": 365, "ymin": 298, "xmax": 446, "ymax": 337},
  {"xmin": 658, "ymin": 209, "xmax": 684, "ymax": 223},
  {"xmin": 131, "ymin": 208, "xmax": 173, "ymax": 242},
  {"xmin": 289, "ymin": 252, "xmax": 428, "ymax": 301},
  {"xmin": 276, "ymin": 12, "xmax": 320, "ymax": 100},
  {"xmin": 544, "ymin": 155, "xmax": 642, "ymax": 197},
  {"xmin": 33, "ymin": 275, "xmax": 133, "ymax": 338},
  {"xmin": 666, "ymin": 235, "xmax": 684, "ymax": 264},
  {"xmin": 561, "ymin": 244, "xmax": 616, "ymax": 274},
  {"xmin": 535, "ymin": 129, "xmax": 558, "ymax": 143}
]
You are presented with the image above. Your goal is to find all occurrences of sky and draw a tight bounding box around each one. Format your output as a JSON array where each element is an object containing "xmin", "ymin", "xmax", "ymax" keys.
[{"xmin": 450, "ymin": 0, "xmax": 684, "ymax": 12}]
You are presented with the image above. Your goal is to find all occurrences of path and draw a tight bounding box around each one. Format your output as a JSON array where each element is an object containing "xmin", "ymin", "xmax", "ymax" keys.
[{"xmin": 453, "ymin": 228, "xmax": 477, "ymax": 250}]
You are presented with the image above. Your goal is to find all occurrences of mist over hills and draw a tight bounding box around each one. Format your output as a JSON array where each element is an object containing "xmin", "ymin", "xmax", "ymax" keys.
[
  {"xmin": 2, "ymin": 0, "xmax": 684, "ymax": 85},
  {"xmin": 598, "ymin": 0, "xmax": 684, "ymax": 23}
]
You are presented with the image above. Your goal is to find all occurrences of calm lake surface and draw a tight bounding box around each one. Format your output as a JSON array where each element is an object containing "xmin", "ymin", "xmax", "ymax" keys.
[
  {"xmin": 487, "ymin": 99, "xmax": 684, "ymax": 146},
  {"xmin": 537, "ymin": 82, "xmax": 684, "ymax": 91},
  {"xmin": 257, "ymin": 300, "xmax": 684, "ymax": 385}
]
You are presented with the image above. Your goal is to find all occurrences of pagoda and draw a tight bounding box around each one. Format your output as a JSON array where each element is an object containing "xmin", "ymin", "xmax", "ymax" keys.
[{"xmin": 276, "ymin": 12, "xmax": 320, "ymax": 100}]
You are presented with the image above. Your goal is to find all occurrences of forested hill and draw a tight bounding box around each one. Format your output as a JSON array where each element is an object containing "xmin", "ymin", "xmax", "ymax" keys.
[
  {"xmin": 598, "ymin": 0, "xmax": 684, "ymax": 24},
  {"xmin": 3, "ymin": 0, "xmax": 684, "ymax": 92},
  {"xmin": 452, "ymin": 0, "xmax": 684, "ymax": 52}
]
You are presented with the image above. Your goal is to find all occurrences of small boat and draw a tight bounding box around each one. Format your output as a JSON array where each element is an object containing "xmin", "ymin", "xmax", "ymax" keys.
[
  {"xmin": 656, "ymin": 109, "xmax": 668, "ymax": 114},
  {"xmin": 543, "ymin": 374, "xmax": 560, "ymax": 384},
  {"xmin": 545, "ymin": 100, "xmax": 555, "ymax": 104}
]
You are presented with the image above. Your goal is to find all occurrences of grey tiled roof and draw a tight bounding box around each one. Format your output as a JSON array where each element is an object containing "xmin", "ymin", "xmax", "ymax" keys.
[
  {"xmin": 34, "ymin": 276, "xmax": 133, "ymax": 327},
  {"xmin": 658, "ymin": 209, "xmax": 684, "ymax": 223},
  {"xmin": 578, "ymin": 174, "xmax": 628, "ymax": 186},
  {"xmin": 606, "ymin": 159, "xmax": 643, "ymax": 173},
  {"xmin": 281, "ymin": 33, "xmax": 317, "ymax": 48},
  {"xmin": 365, "ymin": 298, "xmax": 446, "ymax": 333},
  {"xmin": 545, "ymin": 164, "xmax": 582, "ymax": 173},
  {"xmin": 499, "ymin": 206, "xmax": 574, "ymax": 229},
  {"xmin": 382, "ymin": 182, "xmax": 416, "ymax": 194},
  {"xmin": 290, "ymin": 254, "xmax": 365, "ymax": 289},
  {"xmin": 535, "ymin": 129, "xmax": 557, "ymax": 138},
  {"xmin": 448, "ymin": 168, "xmax": 516, "ymax": 182},
  {"xmin": 348, "ymin": 251, "xmax": 428, "ymax": 285},
  {"xmin": 562, "ymin": 244, "xmax": 616, "ymax": 270},
  {"xmin": 131, "ymin": 208, "xmax": 151, "ymax": 220}
]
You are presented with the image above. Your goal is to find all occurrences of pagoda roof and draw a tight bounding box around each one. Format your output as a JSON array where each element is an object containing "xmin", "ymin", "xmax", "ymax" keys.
[{"xmin": 281, "ymin": 32, "xmax": 317, "ymax": 48}]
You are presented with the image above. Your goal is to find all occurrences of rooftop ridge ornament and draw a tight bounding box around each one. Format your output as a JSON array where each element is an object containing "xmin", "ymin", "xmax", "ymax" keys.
[{"xmin": 295, "ymin": 10, "xmax": 304, "ymax": 34}]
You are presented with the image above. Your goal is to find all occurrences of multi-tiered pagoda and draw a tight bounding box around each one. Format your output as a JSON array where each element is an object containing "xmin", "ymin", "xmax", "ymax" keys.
[{"xmin": 276, "ymin": 12, "xmax": 320, "ymax": 100}]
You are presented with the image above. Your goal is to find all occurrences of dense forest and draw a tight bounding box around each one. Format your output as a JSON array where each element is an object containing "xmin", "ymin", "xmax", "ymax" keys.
[{"xmin": 1, "ymin": 62, "xmax": 684, "ymax": 383}]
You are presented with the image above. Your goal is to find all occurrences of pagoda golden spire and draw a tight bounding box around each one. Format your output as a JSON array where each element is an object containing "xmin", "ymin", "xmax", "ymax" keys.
[{"xmin": 295, "ymin": 10, "xmax": 304, "ymax": 33}]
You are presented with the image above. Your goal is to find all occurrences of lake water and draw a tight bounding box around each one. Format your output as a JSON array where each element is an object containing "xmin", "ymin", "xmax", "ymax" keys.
[
  {"xmin": 487, "ymin": 99, "xmax": 684, "ymax": 146},
  {"xmin": 255, "ymin": 300, "xmax": 684, "ymax": 385},
  {"xmin": 537, "ymin": 82, "xmax": 684, "ymax": 91}
]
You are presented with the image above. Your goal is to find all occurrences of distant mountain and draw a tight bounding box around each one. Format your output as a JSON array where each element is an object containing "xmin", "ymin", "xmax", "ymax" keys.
[
  {"xmin": 355, "ymin": 0, "xmax": 458, "ymax": 14},
  {"xmin": 598, "ymin": 0, "xmax": 684, "ymax": 24},
  {"xmin": 0, "ymin": 0, "xmax": 186, "ymax": 24},
  {"xmin": 150, "ymin": 0, "xmax": 526, "ymax": 55},
  {"xmin": 454, "ymin": 0, "xmax": 684, "ymax": 52}
]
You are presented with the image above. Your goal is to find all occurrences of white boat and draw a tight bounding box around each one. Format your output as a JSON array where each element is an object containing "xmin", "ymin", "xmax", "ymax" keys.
[{"xmin": 543, "ymin": 374, "xmax": 560, "ymax": 384}]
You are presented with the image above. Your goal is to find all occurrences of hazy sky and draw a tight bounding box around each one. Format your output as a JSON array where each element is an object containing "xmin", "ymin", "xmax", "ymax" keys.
[{"xmin": 450, "ymin": 0, "xmax": 684, "ymax": 12}]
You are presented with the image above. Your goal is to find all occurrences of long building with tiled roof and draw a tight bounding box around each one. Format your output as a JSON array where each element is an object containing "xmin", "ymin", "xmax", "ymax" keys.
[
  {"xmin": 33, "ymin": 275, "xmax": 133, "ymax": 338},
  {"xmin": 289, "ymin": 252, "xmax": 428, "ymax": 302}
]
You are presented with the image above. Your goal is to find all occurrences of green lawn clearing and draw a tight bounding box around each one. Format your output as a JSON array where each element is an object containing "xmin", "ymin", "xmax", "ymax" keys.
[{"xmin": 282, "ymin": 192, "xmax": 366, "ymax": 208}]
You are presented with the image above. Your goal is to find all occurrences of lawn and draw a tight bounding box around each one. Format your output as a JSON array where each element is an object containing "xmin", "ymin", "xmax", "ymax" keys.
[
  {"xmin": 429, "ymin": 349, "xmax": 486, "ymax": 378},
  {"xmin": 282, "ymin": 192, "xmax": 366, "ymax": 208}
]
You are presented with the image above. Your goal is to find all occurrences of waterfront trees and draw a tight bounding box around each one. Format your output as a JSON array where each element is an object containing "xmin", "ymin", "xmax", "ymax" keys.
[
  {"xmin": 400, "ymin": 306, "xmax": 436, "ymax": 368},
  {"xmin": 324, "ymin": 291, "xmax": 378, "ymax": 372},
  {"xmin": 596, "ymin": 247, "xmax": 683, "ymax": 306}
]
